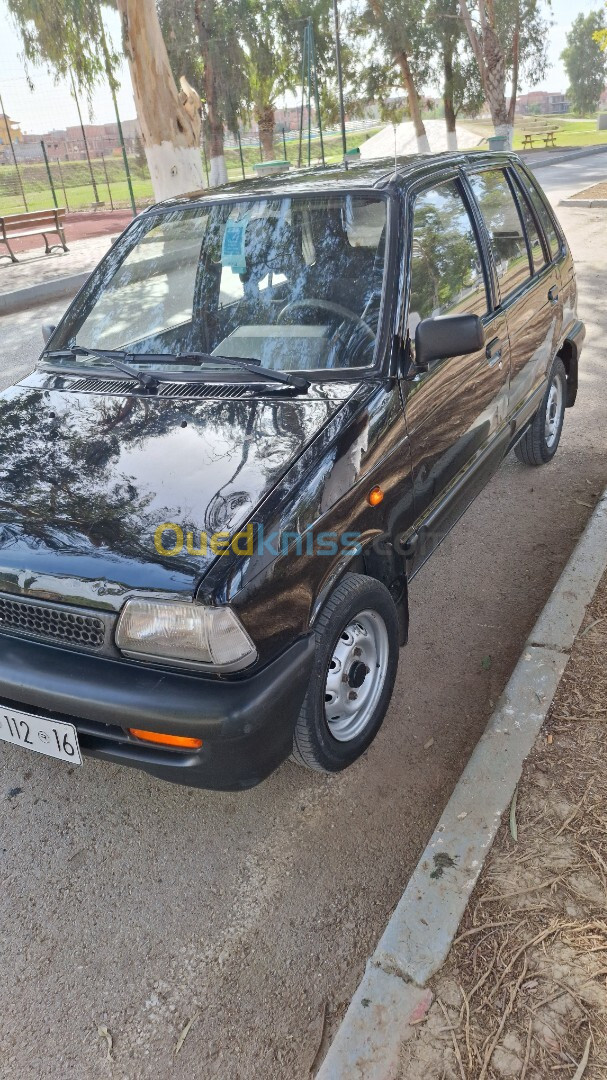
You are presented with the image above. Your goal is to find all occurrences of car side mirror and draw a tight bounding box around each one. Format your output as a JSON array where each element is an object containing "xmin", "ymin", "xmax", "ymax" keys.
[
  {"xmin": 414, "ymin": 315, "xmax": 484, "ymax": 371},
  {"xmin": 41, "ymin": 324, "xmax": 56, "ymax": 344}
]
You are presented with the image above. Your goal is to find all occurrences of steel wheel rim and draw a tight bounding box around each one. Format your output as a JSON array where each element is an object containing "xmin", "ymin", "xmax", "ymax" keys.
[
  {"xmin": 545, "ymin": 373, "xmax": 564, "ymax": 449},
  {"xmin": 324, "ymin": 610, "xmax": 390, "ymax": 742}
]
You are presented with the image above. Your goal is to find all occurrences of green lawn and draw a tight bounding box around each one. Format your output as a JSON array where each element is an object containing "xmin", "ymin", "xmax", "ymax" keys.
[
  {"xmin": 0, "ymin": 128, "xmax": 383, "ymax": 215},
  {"xmin": 8, "ymin": 112, "xmax": 604, "ymax": 216},
  {"xmin": 463, "ymin": 115, "xmax": 607, "ymax": 151}
]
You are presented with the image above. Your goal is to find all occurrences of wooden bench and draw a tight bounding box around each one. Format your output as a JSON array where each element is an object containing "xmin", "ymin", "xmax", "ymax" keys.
[
  {"xmin": 521, "ymin": 124, "xmax": 559, "ymax": 149},
  {"xmin": 0, "ymin": 208, "xmax": 68, "ymax": 264}
]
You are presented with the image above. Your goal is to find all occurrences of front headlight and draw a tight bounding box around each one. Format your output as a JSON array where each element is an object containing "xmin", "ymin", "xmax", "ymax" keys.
[{"xmin": 115, "ymin": 599, "xmax": 257, "ymax": 671}]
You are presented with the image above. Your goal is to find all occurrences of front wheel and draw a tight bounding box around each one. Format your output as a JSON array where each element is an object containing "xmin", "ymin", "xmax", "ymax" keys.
[
  {"xmin": 514, "ymin": 357, "xmax": 567, "ymax": 466},
  {"xmin": 292, "ymin": 574, "xmax": 399, "ymax": 773}
]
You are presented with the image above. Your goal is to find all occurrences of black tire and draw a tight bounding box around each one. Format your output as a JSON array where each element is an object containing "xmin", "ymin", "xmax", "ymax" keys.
[
  {"xmin": 514, "ymin": 357, "xmax": 567, "ymax": 467},
  {"xmin": 292, "ymin": 573, "xmax": 399, "ymax": 773}
]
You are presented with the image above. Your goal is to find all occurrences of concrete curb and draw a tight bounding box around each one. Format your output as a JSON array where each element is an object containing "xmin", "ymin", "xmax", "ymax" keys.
[
  {"xmin": 527, "ymin": 144, "xmax": 607, "ymax": 169},
  {"xmin": 559, "ymin": 198, "xmax": 607, "ymax": 208},
  {"xmin": 0, "ymin": 271, "xmax": 89, "ymax": 317},
  {"xmin": 318, "ymin": 489, "xmax": 607, "ymax": 1079}
]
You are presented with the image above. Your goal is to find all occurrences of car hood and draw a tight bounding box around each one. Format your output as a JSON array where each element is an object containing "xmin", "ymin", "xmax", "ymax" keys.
[{"xmin": 0, "ymin": 378, "xmax": 355, "ymax": 610}]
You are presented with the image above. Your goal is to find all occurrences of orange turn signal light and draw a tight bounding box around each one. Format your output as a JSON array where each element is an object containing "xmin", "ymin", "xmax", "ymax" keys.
[
  {"xmin": 367, "ymin": 486, "xmax": 384, "ymax": 507},
  {"xmin": 128, "ymin": 728, "xmax": 202, "ymax": 750}
]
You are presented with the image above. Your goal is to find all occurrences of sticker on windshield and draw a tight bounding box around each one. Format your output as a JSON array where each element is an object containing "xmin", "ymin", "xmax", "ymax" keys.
[{"xmin": 222, "ymin": 216, "xmax": 248, "ymax": 273}]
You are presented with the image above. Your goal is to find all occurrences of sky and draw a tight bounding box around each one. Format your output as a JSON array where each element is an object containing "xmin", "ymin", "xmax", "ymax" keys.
[{"xmin": 0, "ymin": 0, "xmax": 604, "ymax": 136}]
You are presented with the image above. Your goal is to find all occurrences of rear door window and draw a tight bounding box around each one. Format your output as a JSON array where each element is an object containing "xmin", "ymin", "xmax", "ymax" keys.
[
  {"xmin": 514, "ymin": 166, "xmax": 561, "ymax": 260},
  {"xmin": 467, "ymin": 169, "xmax": 532, "ymax": 300},
  {"xmin": 408, "ymin": 180, "xmax": 488, "ymax": 337}
]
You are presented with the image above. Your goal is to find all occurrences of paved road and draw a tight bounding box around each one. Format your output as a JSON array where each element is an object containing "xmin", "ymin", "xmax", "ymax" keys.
[{"xmin": 0, "ymin": 156, "xmax": 606, "ymax": 1079}]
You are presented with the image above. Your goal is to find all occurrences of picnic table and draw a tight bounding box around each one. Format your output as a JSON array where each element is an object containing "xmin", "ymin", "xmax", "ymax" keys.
[
  {"xmin": 520, "ymin": 121, "xmax": 559, "ymax": 149},
  {"xmin": 0, "ymin": 208, "xmax": 68, "ymax": 264}
]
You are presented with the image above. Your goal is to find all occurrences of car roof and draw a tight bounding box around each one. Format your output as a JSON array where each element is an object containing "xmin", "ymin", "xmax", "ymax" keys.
[{"xmin": 150, "ymin": 150, "xmax": 524, "ymax": 210}]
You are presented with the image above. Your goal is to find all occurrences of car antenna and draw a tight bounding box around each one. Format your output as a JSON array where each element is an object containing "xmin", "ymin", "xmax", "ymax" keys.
[{"xmin": 393, "ymin": 122, "xmax": 398, "ymax": 176}]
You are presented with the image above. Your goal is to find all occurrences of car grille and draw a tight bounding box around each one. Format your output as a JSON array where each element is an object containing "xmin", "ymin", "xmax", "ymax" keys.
[{"xmin": 0, "ymin": 595, "xmax": 106, "ymax": 651}]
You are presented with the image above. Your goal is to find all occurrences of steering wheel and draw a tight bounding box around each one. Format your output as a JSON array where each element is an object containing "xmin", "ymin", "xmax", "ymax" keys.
[{"xmin": 276, "ymin": 298, "xmax": 376, "ymax": 345}]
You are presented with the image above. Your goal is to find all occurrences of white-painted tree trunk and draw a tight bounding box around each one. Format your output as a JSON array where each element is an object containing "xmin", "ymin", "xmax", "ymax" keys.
[
  {"xmin": 117, "ymin": 0, "xmax": 205, "ymax": 202},
  {"xmin": 493, "ymin": 123, "xmax": 514, "ymax": 149},
  {"xmin": 446, "ymin": 128, "xmax": 458, "ymax": 151},
  {"xmin": 145, "ymin": 143, "xmax": 206, "ymax": 201},
  {"xmin": 416, "ymin": 133, "xmax": 431, "ymax": 153},
  {"xmin": 209, "ymin": 155, "xmax": 228, "ymax": 187}
]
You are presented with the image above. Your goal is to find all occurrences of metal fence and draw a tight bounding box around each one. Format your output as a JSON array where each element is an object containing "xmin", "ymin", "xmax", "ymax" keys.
[{"xmin": 1, "ymin": 71, "xmax": 379, "ymax": 217}]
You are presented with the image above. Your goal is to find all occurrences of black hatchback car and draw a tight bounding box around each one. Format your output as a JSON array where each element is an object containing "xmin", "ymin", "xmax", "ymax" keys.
[{"xmin": 0, "ymin": 151, "xmax": 584, "ymax": 790}]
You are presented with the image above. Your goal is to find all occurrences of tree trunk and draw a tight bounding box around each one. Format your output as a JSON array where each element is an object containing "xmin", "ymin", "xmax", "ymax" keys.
[
  {"xmin": 458, "ymin": 0, "xmax": 513, "ymax": 147},
  {"xmin": 484, "ymin": 25, "xmax": 512, "ymax": 145},
  {"xmin": 443, "ymin": 38, "xmax": 458, "ymax": 150},
  {"xmin": 116, "ymin": 0, "xmax": 204, "ymax": 200},
  {"xmin": 257, "ymin": 105, "xmax": 275, "ymax": 160},
  {"xmin": 508, "ymin": 0, "xmax": 521, "ymax": 126},
  {"xmin": 394, "ymin": 49, "xmax": 430, "ymax": 153},
  {"xmin": 194, "ymin": 0, "xmax": 227, "ymax": 187}
]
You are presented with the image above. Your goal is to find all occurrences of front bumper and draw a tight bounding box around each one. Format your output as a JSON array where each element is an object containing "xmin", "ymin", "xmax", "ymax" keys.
[{"xmin": 0, "ymin": 631, "xmax": 316, "ymax": 790}]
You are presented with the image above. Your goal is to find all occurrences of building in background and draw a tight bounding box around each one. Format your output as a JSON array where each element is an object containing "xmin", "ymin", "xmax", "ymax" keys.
[
  {"xmin": 516, "ymin": 91, "xmax": 570, "ymax": 115},
  {"xmin": 8, "ymin": 118, "xmax": 141, "ymax": 163}
]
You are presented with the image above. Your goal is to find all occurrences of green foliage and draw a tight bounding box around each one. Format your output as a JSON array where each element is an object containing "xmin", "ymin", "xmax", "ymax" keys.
[
  {"xmin": 595, "ymin": 4, "xmax": 607, "ymax": 50},
  {"xmin": 562, "ymin": 10, "xmax": 607, "ymax": 114},
  {"xmin": 5, "ymin": 0, "xmax": 120, "ymax": 98}
]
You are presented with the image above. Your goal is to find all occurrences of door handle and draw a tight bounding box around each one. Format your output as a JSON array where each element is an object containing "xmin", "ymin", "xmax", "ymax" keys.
[
  {"xmin": 486, "ymin": 337, "xmax": 503, "ymax": 369},
  {"xmin": 548, "ymin": 286, "xmax": 559, "ymax": 304}
]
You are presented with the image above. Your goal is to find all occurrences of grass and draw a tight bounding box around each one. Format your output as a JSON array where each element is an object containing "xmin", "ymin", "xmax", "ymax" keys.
[
  {"xmin": 0, "ymin": 127, "xmax": 382, "ymax": 216},
  {"xmin": 463, "ymin": 114, "xmax": 607, "ymax": 150},
  {"xmin": 2, "ymin": 113, "xmax": 603, "ymax": 215}
]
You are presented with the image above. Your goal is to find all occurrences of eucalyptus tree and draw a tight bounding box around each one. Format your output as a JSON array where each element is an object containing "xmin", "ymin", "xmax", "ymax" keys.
[
  {"xmin": 6, "ymin": 0, "xmax": 205, "ymax": 198},
  {"xmin": 457, "ymin": 0, "xmax": 550, "ymax": 146},
  {"xmin": 350, "ymin": 0, "xmax": 432, "ymax": 151},
  {"xmin": 159, "ymin": 0, "xmax": 247, "ymax": 187},
  {"xmin": 428, "ymin": 0, "xmax": 484, "ymax": 148}
]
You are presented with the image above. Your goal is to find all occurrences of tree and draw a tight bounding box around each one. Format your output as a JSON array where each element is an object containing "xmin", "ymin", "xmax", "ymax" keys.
[
  {"xmin": 457, "ymin": 0, "xmax": 549, "ymax": 146},
  {"xmin": 562, "ymin": 11, "xmax": 607, "ymax": 115},
  {"xmin": 159, "ymin": 0, "xmax": 247, "ymax": 187},
  {"xmin": 428, "ymin": 0, "xmax": 484, "ymax": 149},
  {"xmin": 595, "ymin": 4, "xmax": 607, "ymax": 50},
  {"xmin": 117, "ymin": 0, "xmax": 204, "ymax": 197},
  {"xmin": 241, "ymin": 0, "xmax": 292, "ymax": 160},
  {"xmin": 6, "ymin": 0, "xmax": 205, "ymax": 200},
  {"xmin": 351, "ymin": 0, "xmax": 432, "ymax": 152}
]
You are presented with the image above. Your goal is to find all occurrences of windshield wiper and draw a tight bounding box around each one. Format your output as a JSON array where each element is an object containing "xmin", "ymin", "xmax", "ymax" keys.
[
  {"xmin": 44, "ymin": 346, "xmax": 309, "ymax": 392},
  {"xmin": 44, "ymin": 346, "xmax": 159, "ymax": 391},
  {"xmin": 180, "ymin": 351, "xmax": 309, "ymax": 390}
]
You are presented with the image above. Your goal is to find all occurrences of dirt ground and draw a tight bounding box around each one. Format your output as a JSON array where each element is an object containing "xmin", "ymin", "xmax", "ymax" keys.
[
  {"xmin": 398, "ymin": 571, "xmax": 607, "ymax": 1080},
  {"xmin": 571, "ymin": 182, "xmax": 607, "ymax": 200}
]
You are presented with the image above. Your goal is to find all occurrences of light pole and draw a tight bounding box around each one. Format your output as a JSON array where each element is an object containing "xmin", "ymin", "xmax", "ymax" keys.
[{"xmin": 333, "ymin": 0, "xmax": 347, "ymax": 157}]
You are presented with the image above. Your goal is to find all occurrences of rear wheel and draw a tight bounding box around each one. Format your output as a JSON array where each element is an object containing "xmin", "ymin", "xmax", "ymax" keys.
[
  {"xmin": 292, "ymin": 574, "xmax": 399, "ymax": 773},
  {"xmin": 514, "ymin": 357, "xmax": 567, "ymax": 466}
]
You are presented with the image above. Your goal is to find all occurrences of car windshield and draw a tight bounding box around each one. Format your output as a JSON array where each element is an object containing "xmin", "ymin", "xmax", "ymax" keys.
[{"xmin": 47, "ymin": 193, "xmax": 388, "ymax": 376}]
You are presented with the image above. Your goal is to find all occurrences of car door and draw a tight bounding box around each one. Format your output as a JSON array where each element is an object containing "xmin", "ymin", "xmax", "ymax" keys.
[
  {"xmin": 400, "ymin": 176, "xmax": 511, "ymax": 576},
  {"xmin": 466, "ymin": 166, "xmax": 563, "ymax": 436}
]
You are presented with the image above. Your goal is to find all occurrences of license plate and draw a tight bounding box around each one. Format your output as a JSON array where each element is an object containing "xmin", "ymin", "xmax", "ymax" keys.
[{"xmin": 0, "ymin": 708, "xmax": 82, "ymax": 765}]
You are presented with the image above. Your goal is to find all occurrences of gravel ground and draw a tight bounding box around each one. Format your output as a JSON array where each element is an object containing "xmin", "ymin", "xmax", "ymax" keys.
[
  {"xmin": 398, "ymin": 570, "xmax": 607, "ymax": 1079},
  {"xmin": 0, "ymin": 163, "xmax": 606, "ymax": 1079}
]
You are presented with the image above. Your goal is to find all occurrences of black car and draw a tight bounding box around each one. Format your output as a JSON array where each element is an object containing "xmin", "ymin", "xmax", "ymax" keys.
[{"xmin": 0, "ymin": 151, "xmax": 584, "ymax": 790}]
